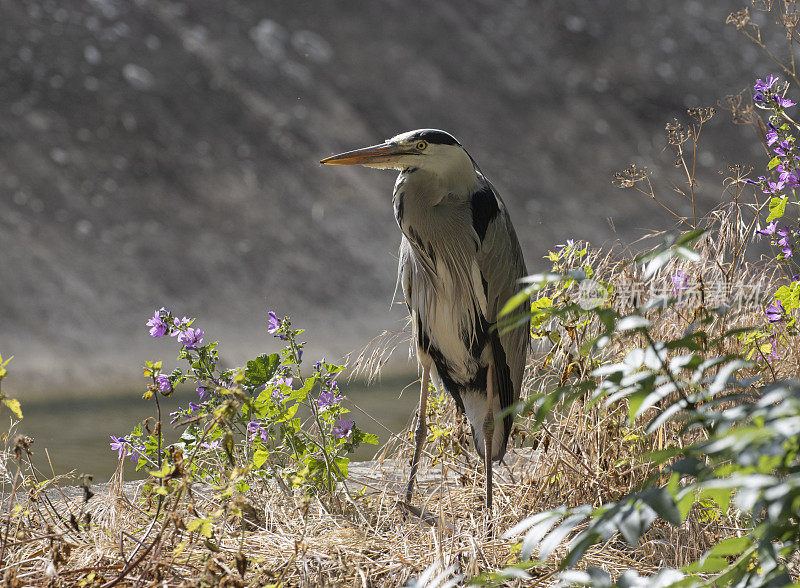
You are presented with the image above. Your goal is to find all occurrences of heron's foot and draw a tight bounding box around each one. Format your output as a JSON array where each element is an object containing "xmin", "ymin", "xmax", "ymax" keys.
[
  {"xmin": 500, "ymin": 456, "xmax": 517, "ymax": 485},
  {"xmin": 396, "ymin": 500, "xmax": 438, "ymax": 527}
]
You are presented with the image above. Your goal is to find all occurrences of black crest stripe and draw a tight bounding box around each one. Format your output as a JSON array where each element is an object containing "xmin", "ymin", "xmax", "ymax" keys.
[{"xmin": 410, "ymin": 129, "xmax": 460, "ymax": 146}]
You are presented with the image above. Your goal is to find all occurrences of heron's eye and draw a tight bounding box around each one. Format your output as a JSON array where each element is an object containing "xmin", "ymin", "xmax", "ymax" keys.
[{"xmin": 416, "ymin": 141, "xmax": 427, "ymax": 151}]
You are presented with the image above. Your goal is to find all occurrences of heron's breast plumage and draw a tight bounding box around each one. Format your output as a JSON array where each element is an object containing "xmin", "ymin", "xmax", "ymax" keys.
[{"xmin": 393, "ymin": 165, "xmax": 527, "ymax": 461}]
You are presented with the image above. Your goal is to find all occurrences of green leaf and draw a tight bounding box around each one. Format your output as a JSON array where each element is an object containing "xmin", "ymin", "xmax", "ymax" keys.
[
  {"xmin": 676, "ymin": 489, "xmax": 694, "ymax": 522},
  {"xmin": 3, "ymin": 398, "xmax": 22, "ymax": 419},
  {"xmin": 187, "ymin": 517, "xmax": 214, "ymax": 538},
  {"xmin": 252, "ymin": 448, "xmax": 270, "ymax": 469},
  {"xmin": 360, "ymin": 432, "xmax": 379, "ymax": 445},
  {"xmin": 699, "ymin": 487, "xmax": 732, "ymax": 513},
  {"xmin": 768, "ymin": 155, "xmax": 781, "ymax": 170},
  {"xmin": 767, "ymin": 196, "xmax": 787, "ymax": 222},
  {"xmin": 148, "ymin": 463, "xmax": 173, "ymax": 479},
  {"xmin": 276, "ymin": 403, "xmax": 299, "ymax": 422},
  {"xmin": 244, "ymin": 354, "xmax": 280, "ymax": 387},
  {"xmin": 708, "ymin": 536, "xmax": 752, "ymax": 557},
  {"xmin": 682, "ymin": 556, "xmax": 729, "ymax": 573},
  {"xmin": 333, "ymin": 457, "xmax": 349, "ymax": 479}
]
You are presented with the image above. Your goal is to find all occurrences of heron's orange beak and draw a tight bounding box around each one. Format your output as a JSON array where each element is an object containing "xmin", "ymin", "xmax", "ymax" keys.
[{"xmin": 320, "ymin": 142, "xmax": 406, "ymax": 165}]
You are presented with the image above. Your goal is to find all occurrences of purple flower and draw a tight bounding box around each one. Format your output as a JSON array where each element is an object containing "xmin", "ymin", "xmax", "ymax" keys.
[
  {"xmin": 777, "ymin": 226, "xmax": 794, "ymax": 257},
  {"xmin": 247, "ymin": 421, "xmax": 268, "ymax": 442},
  {"xmin": 317, "ymin": 389, "xmax": 342, "ymax": 412},
  {"xmin": 754, "ymin": 74, "xmax": 778, "ymax": 93},
  {"xmin": 178, "ymin": 327, "xmax": 204, "ymax": 349},
  {"xmin": 753, "ymin": 76, "xmax": 796, "ymax": 108},
  {"xmin": 197, "ymin": 385, "xmax": 208, "ymax": 400},
  {"xmin": 777, "ymin": 166, "xmax": 800, "ymax": 187},
  {"xmin": 774, "ymin": 140, "xmax": 793, "ymax": 156},
  {"xmin": 332, "ymin": 417, "xmax": 355, "ymax": 439},
  {"xmin": 555, "ymin": 238, "xmax": 575, "ymax": 249},
  {"xmin": 766, "ymin": 300, "xmax": 784, "ymax": 323},
  {"xmin": 670, "ymin": 270, "xmax": 690, "ymax": 296},
  {"xmin": 766, "ymin": 130, "xmax": 779, "ymax": 146},
  {"xmin": 271, "ymin": 376, "xmax": 293, "ymax": 403},
  {"xmin": 157, "ymin": 374, "xmax": 172, "ymax": 393},
  {"xmin": 146, "ymin": 308, "xmax": 169, "ymax": 338},
  {"xmin": 267, "ymin": 311, "xmax": 285, "ymax": 339},
  {"xmin": 201, "ymin": 439, "xmax": 221, "ymax": 450},
  {"xmin": 189, "ymin": 402, "xmax": 201, "ymax": 412},
  {"xmin": 110, "ymin": 435, "xmax": 129, "ymax": 460},
  {"xmin": 757, "ymin": 221, "xmax": 778, "ymax": 236},
  {"xmin": 169, "ymin": 316, "xmax": 191, "ymax": 337},
  {"xmin": 766, "ymin": 179, "xmax": 786, "ymax": 194}
]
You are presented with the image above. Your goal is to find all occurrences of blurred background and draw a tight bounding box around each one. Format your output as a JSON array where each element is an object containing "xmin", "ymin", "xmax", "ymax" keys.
[{"xmin": 0, "ymin": 0, "xmax": 778, "ymax": 475}]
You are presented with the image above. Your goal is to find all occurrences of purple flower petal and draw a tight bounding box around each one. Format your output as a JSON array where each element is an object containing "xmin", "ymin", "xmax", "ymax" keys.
[
  {"xmin": 766, "ymin": 300, "xmax": 784, "ymax": 323},
  {"xmin": 332, "ymin": 417, "xmax": 355, "ymax": 439},
  {"xmin": 109, "ymin": 435, "xmax": 129, "ymax": 460},
  {"xmin": 178, "ymin": 327, "xmax": 204, "ymax": 349},
  {"xmin": 157, "ymin": 374, "xmax": 172, "ymax": 393},
  {"xmin": 757, "ymin": 221, "xmax": 778, "ymax": 236}
]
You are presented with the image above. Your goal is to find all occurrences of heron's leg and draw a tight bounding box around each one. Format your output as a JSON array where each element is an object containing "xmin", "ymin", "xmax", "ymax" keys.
[
  {"xmin": 483, "ymin": 360, "xmax": 495, "ymax": 513},
  {"xmin": 405, "ymin": 365, "xmax": 430, "ymax": 504}
]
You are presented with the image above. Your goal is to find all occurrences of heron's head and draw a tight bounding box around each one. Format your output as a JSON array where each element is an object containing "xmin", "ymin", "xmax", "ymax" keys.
[{"xmin": 320, "ymin": 129, "xmax": 473, "ymax": 176}]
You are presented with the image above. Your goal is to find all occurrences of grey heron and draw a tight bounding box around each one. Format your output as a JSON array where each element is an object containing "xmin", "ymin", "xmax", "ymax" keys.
[{"xmin": 321, "ymin": 129, "xmax": 528, "ymax": 512}]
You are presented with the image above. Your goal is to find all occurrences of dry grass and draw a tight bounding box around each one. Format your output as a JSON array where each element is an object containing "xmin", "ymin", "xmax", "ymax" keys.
[{"xmin": 0, "ymin": 198, "xmax": 792, "ymax": 586}]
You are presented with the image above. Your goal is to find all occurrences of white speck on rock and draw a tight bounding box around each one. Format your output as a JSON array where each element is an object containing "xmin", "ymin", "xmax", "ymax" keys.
[
  {"xmin": 250, "ymin": 19, "xmax": 288, "ymax": 61},
  {"xmin": 84, "ymin": 45, "xmax": 101, "ymax": 65},
  {"xmin": 564, "ymin": 15, "xmax": 585, "ymax": 33},
  {"xmin": 50, "ymin": 148, "xmax": 68, "ymax": 165},
  {"xmin": 75, "ymin": 219, "xmax": 93, "ymax": 237},
  {"xmin": 122, "ymin": 64, "xmax": 155, "ymax": 90},
  {"xmin": 290, "ymin": 30, "xmax": 333, "ymax": 64}
]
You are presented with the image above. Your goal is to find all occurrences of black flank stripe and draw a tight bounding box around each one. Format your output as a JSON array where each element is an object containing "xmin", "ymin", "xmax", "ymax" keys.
[
  {"xmin": 394, "ymin": 191, "xmax": 404, "ymax": 225},
  {"xmin": 471, "ymin": 186, "xmax": 499, "ymax": 242},
  {"xmin": 490, "ymin": 329, "xmax": 515, "ymax": 450},
  {"xmin": 426, "ymin": 342, "xmax": 466, "ymax": 414}
]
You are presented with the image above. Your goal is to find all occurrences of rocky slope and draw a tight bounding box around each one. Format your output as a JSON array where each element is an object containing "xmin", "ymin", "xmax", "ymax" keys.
[{"xmin": 0, "ymin": 0, "xmax": 776, "ymax": 389}]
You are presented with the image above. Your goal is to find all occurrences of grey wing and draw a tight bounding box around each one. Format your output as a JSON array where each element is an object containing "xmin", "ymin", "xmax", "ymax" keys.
[{"xmin": 476, "ymin": 189, "xmax": 529, "ymax": 439}]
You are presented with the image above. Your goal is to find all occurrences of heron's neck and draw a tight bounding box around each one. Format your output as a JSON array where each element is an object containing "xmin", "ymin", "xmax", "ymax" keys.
[{"xmin": 399, "ymin": 163, "xmax": 482, "ymax": 206}]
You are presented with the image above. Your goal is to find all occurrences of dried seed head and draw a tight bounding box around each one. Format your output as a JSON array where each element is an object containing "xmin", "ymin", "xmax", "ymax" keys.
[
  {"xmin": 13, "ymin": 435, "xmax": 33, "ymax": 459},
  {"xmin": 721, "ymin": 92, "xmax": 756, "ymax": 126},
  {"xmin": 687, "ymin": 107, "xmax": 716, "ymax": 124},
  {"xmin": 612, "ymin": 164, "xmax": 651, "ymax": 188},
  {"xmin": 726, "ymin": 8, "xmax": 750, "ymax": 30},
  {"xmin": 665, "ymin": 119, "xmax": 692, "ymax": 145}
]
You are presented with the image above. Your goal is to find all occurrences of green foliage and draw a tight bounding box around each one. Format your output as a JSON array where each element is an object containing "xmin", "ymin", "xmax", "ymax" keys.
[
  {"xmin": 493, "ymin": 225, "xmax": 800, "ymax": 586},
  {"xmin": 117, "ymin": 311, "xmax": 378, "ymax": 510},
  {"xmin": 0, "ymin": 353, "xmax": 22, "ymax": 420}
]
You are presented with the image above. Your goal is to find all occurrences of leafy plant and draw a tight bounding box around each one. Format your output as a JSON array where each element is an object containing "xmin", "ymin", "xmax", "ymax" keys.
[{"xmin": 113, "ymin": 308, "xmax": 377, "ymax": 499}]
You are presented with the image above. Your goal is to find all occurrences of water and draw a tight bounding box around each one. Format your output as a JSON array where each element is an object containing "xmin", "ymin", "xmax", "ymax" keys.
[{"xmin": 13, "ymin": 377, "xmax": 419, "ymax": 482}]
